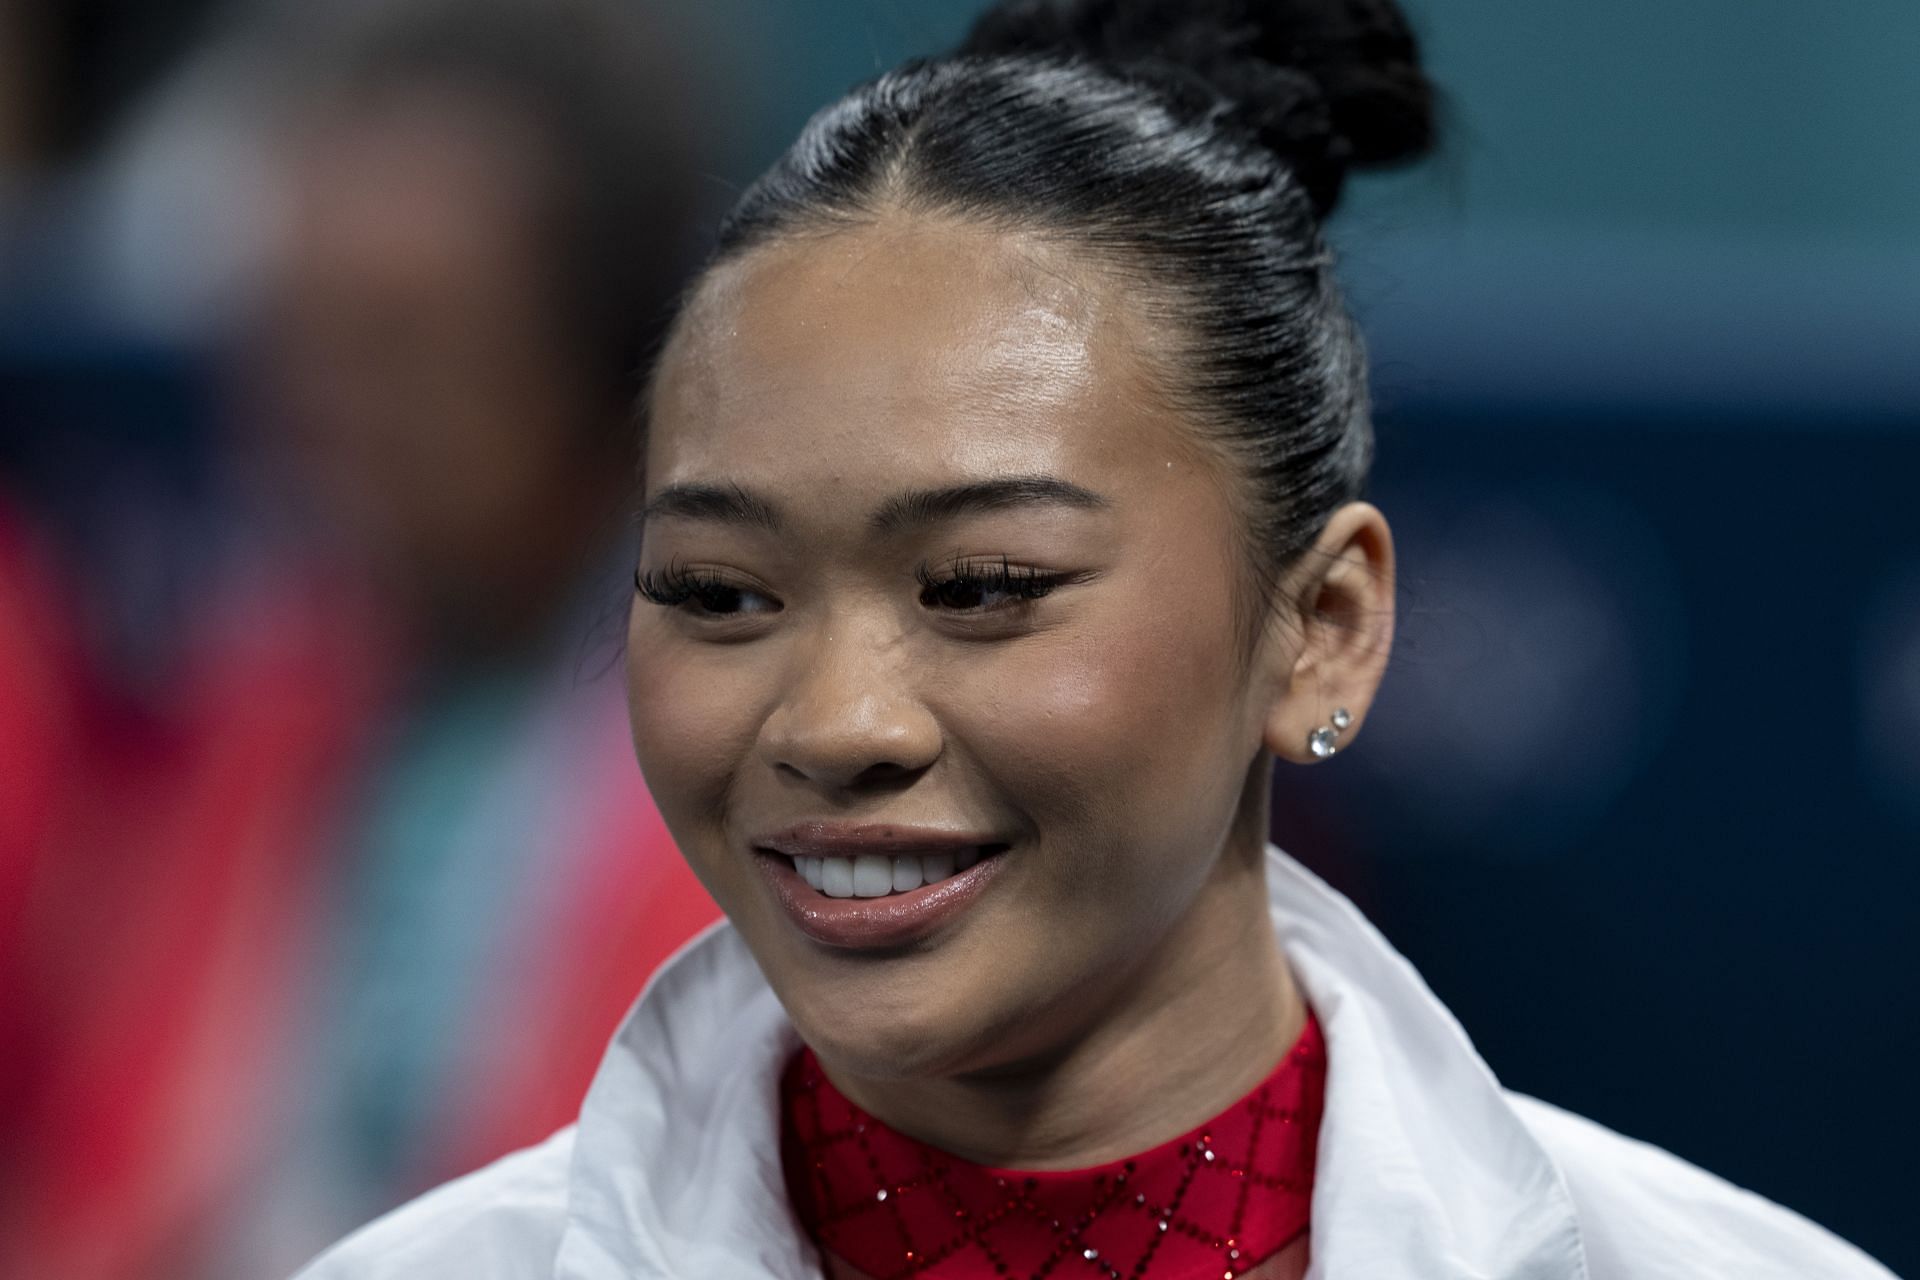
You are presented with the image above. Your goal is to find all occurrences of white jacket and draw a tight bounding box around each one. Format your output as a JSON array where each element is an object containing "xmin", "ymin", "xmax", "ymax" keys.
[{"xmin": 296, "ymin": 848, "xmax": 1898, "ymax": 1279}]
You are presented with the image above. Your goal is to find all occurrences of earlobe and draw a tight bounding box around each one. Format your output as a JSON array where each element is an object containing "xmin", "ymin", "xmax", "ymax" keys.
[
  {"xmin": 1307, "ymin": 706, "xmax": 1353, "ymax": 759},
  {"xmin": 1264, "ymin": 696, "xmax": 1357, "ymax": 765}
]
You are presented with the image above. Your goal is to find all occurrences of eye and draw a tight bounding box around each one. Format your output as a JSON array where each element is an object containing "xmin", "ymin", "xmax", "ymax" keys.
[
  {"xmin": 634, "ymin": 566, "xmax": 781, "ymax": 618},
  {"xmin": 916, "ymin": 557, "xmax": 1070, "ymax": 612}
]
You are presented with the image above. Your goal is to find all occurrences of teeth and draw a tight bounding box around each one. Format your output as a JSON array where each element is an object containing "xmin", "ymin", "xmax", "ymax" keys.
[
  {"xmin": 920, "ymin": 849, "xmax": 955, "ymax": 883},
  {"xmin": 852, "ymin": 854, "xmax": 893, "ymax": 897},
  {"xmin": 821, "ymin": 856, "xmax": 854, "ymax": 898},
  {"xmin": 794, "ymin": 850, "xmax": 980, "ymax": 898},
  {"xmin": 892, "ymin": 855, "xmax": 924, "ymax": 893}
]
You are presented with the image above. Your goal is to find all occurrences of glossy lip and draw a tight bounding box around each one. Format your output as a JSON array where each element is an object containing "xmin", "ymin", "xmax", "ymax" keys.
[{"xmin": 750, "ymin": 822, "xmax": 1011, "ymax": 951}]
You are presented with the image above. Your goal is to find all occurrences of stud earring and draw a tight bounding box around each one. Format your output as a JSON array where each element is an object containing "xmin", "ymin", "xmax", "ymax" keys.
[{"xmin": 1307, "ymin": 707, "xmax": 1352, "ymax": 760}]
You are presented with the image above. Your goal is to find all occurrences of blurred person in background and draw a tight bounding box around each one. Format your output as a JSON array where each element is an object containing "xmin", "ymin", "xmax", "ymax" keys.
[
  {"xmin": 227, "ymin": 0, "xmax": 727, "ymax": 1264},
  {"xmin": 0, "ymin": 0, "xmax": 720, "ymax": 1276}
]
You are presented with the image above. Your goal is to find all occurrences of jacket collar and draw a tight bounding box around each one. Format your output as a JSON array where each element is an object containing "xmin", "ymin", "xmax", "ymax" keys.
[
  {"xmin": 554, "ymin": 848, "xmax": 1590, "ymax": 1280},
  {"xmin": 1265, "ymin": 852, "xmax": 1589, "ymax": 1279}
]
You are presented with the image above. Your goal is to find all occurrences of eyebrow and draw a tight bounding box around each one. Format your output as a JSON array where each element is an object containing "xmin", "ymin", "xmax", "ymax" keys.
[
  {"xmin": 869, "ymin": 476, "xmax": 1109, "ymax": 534},
  {"xmin": 640, "ymin": 474, "xmax": 1109, "ymax": 534},
  {"xmin": 641, "ymin": 482, "xmax": 782, "ymax": 531}
]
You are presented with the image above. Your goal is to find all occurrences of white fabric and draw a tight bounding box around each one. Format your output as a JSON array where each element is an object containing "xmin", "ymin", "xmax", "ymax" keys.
[{"xmin": 295, "ymin": 848, "xmax": 1899, "ymax": 1279}]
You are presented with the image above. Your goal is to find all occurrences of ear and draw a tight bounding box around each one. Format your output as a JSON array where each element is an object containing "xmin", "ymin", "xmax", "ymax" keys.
[{"xmin": 1260, "ymin": 502, "xmax": 1396, "ymax": 764}]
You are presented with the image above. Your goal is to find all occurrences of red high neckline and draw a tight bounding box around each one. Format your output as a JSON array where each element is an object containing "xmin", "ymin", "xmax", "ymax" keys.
[{"xmin": 780, "ymin": 1013, "xmax": 1326, "ymax": 1280}]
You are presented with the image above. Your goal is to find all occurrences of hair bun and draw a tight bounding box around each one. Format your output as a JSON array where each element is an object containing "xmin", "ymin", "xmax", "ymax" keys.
[{"xmin": 959, "ymin": 0, "xmax": 1434, "ymax": 216}]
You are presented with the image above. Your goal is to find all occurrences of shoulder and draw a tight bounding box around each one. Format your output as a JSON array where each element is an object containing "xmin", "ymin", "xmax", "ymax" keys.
[
  {"xmin": 291, "ymin": 1127, "xmax": 577, "ymax": 1280},
  {"xmin": 1508, "ymin": 1094, "xmax": 1898, "ymax": 1280}
]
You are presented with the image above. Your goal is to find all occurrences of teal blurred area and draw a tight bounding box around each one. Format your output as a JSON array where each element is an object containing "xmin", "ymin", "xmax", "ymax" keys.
[
  {"xmin": 1, "ymin": 2, "xmax": 1914, "ymax": 1278},
  {"xmin": 709, "ymin": 0, "xmax": 1920, "ymax": 237},
  {"xmin": 708, "ymin": 0, "xmax": 1920, "ymax": 413}
]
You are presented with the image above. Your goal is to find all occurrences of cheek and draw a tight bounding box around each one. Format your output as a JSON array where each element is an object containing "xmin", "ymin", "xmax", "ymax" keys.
[
  {"xmin": 959, "ymin": 577, "xmax": 1250, "ymax": 841},
  {"xmin": 624, "ymin": 615, "xmax": 762, "ymax": 835}
]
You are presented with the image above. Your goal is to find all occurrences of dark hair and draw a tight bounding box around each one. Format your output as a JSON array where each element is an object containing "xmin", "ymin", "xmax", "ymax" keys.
[{"xmin": 691, "ymin": 0, "xmax": 1433, "ymax": 587}]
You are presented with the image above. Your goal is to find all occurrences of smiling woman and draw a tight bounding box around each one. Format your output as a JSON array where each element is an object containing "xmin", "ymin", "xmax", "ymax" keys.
[
  {"xmin": 295, "ymin": 2, "xmax": 1898, "ymax": 1279},
  {"xmin": 625, "ymin": 218, "xmax": 1335, "ymax": 1172}
]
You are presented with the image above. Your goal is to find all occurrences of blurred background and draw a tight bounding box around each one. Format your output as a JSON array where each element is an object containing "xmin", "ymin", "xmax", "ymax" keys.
[{"xmin": 0, "ymin": 0, "xmax": 1912, "ymax": 1276}]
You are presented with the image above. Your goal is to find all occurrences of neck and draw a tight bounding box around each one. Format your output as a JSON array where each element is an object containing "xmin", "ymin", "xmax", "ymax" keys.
[{"xmin": 826, "ymin": 771, "xmax": 1300, "ymax": 1169}]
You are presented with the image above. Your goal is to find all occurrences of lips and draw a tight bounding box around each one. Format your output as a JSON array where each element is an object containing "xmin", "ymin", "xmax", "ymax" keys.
[{"xmin": 751, "ymin": 823, "xmax": 1010, "ymax": 950}]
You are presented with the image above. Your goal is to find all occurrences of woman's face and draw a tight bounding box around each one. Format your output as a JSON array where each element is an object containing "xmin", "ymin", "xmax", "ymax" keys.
[{"xmin": 627, "ymin": 216, "xmax": 1301, "ymax": 1079}]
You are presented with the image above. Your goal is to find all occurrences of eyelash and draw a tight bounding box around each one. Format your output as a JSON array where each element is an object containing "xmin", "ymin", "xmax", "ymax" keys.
[
  {"xmin": 632, "ymin": 557, "xmax": 1075, "ymax": 618},
  {"xmin": 633, "ymin": 565, "xmax": 774, "ymax": 616},
  {"xmin": 914, "ymin": 556, "xmax": 1070, "ymax": 611}
]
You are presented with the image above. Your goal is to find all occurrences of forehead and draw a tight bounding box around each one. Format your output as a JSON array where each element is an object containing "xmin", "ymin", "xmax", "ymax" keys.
[{"xmin": 647, "ymin": 216, "xmax": 1192, "ymax": 495}]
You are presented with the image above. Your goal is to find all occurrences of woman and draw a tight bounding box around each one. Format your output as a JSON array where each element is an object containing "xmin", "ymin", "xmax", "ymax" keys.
[{"xmin": 297, "ymin": 0, "xmax": 1899, "ymax": 1276}]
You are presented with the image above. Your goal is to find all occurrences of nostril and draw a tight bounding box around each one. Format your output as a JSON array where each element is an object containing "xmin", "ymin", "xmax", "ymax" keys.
[
  {"xmin": 848, "ymin": 760, "xmax": 929, "ymax": 790},
  {"xmin": 771, "ymin": 757, "xmax": 929, "ymax": 792}
]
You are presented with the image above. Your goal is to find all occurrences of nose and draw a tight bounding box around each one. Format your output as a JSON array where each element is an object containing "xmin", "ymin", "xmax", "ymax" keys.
[{"xmin": 760, "ymin": 624, "xmax": 940, "ymax": 793}]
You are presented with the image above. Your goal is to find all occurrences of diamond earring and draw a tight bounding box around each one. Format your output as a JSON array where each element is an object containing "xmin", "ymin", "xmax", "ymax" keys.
[{"xmin": 1307, "ymin": 707, "xmax": 1352, "ymax": 760}]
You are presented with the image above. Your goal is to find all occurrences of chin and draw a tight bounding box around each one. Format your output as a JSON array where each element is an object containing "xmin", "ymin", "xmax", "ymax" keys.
[{"xmin": 787, "ymin": 973, "xmax": 1012, "ymax": 1082}]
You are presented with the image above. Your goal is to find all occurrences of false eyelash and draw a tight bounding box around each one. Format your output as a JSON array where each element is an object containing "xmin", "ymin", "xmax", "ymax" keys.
[
  {"xmin": 915, "ymin": 555, "xmax": 1068, "ymax": 605},
  {"xmin": 633, "ymin": 564, "xmax": 736, "ymax": 608}
]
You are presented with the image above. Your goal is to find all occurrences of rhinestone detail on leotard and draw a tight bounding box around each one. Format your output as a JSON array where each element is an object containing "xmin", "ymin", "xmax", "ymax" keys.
[{"xmin": 780, "ymin": 1014, "xmax": 1325, "ymax": 1280}]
